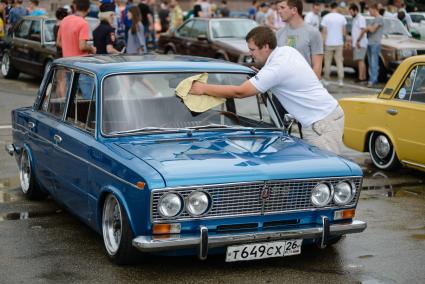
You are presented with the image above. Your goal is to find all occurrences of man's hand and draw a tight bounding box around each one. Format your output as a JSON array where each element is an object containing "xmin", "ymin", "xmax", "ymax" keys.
[
  {"xmin": 356, "ymin": 41, "xmax": 361, "ymax": 49},
  {"xmin": 190, "ymin": 81, "xmax": 205, "ymax": 96}
]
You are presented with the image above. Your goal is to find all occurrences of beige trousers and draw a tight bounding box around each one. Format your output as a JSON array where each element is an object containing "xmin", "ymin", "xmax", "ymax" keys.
[
  {"xmin": 302, "ymin": 106, "xmax": 345, "ymax": 155},
  {"xmin": 324, "ymin": 45, "xmax": 344, "ymax": 81}
]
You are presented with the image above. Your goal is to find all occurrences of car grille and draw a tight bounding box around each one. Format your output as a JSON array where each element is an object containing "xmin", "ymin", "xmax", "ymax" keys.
[
  {"xmin": 151, "ymin": 177, "xmax": 362, "ymax": 223},
  {"xmin": 417, "ymin": 50, "xmax": 425, "ymax": 55}
]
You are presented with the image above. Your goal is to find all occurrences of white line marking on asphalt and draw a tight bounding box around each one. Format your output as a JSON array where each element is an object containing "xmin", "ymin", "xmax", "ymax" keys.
[
  {"xmin": 325, "ymin": 81, "xmax": 381, "ymax": 92},
  {"xmin": 0, "ymin": 125, "xmax": 12, "ymax": 129}
]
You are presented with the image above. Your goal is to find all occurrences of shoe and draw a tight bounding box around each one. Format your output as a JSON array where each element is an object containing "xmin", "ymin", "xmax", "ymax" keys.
[
  {"xmin": 366, "ymin": 82, "xmax": 377, "ymax": 88},
  {"xmin": 354, "ymin": 78, "xmax": 367, "ymax": 83},
  {"xmin": 338, "ymin": 80, "xmax": 344, "ymax": 86}
]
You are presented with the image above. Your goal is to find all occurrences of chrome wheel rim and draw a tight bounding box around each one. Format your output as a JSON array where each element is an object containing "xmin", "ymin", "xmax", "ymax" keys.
[
  {"xmin": 374, "ymin": 135, "xmax": 391, "ymax": 159},
  {"xmin": 1, "ymin": 54, "xmax": 10, "ymax": 76},
  {"xmin": 19, "ymin": 151, "xmax": 30, "ymax": 194},
  {"xmin": 103, "ymin": 195, "xmax": 122, "ymax": 256}
]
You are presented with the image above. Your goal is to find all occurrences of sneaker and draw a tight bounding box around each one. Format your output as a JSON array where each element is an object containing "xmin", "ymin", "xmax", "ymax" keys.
[
  {"xmin": 338, "ymin": 80, "xmax": 344, "ymax": 86},
  {"xmin": 354, "ymin": 78, "xmax": 367, "ymax": 83},
  {"xmin": 366, "ymin": 82, "xmax": 377, "ymax": 88}
]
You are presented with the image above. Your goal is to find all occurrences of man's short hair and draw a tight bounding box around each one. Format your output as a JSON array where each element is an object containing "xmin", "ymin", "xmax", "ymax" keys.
[
  {"xmin": 75, "ymin": 0, "xmax": 91, "ymax": 12},
  {"xmin": 312, "ymin": 2, "xmax": 320, "ymax": 7},
  {"xmin": 369, "ymin": 3, "xmax": 379, "ymax": 10},
  {"xmin": 30, "ymin": 0, "xmax": 39, "ymax": 6},
  {"xmin": 349, "ymin": 3, "xmax": 358, "ymax": 12},
  {"xmin": 278, "ymin": 0, "xmax": 303, "ymax": 16},
  {"xmin": 246, "ymin": 26, "xmax": 277, "ymax": 49},
  {"xmin": 330, "ymin": 2, "xmax": 338, "ymax": 9}
]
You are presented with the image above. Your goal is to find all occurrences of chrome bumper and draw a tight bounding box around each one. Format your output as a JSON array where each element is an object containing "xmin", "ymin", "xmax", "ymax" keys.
[
  {"xmin": 132, "ymin": 219, "xmax": 367, "ymax": 259},
  {"xmin": 5, "ymin": 144, "xmax": 15, "ymax": 156}
]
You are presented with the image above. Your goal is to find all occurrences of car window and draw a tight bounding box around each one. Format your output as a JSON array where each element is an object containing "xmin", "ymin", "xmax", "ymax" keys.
[
  {"xmin": 28, "ymin": 20, "xmax": 41, "ymax": 42},
  {"xmin": 410, "ymin": 65, "xmax": 425, "ymax": 103},
  {"xmin": 44, "ymin": 20, "xmax": 56, "ymax": 42},
  {"xmin": 177, "ymin": 20, "xmax": 194, "ymax": 38},
  {"xmin": 211, "ymin": 19, "xmax": 258, "ymax": 38},
  {"xmin": 191, "ymin": 20, "xmax": 208, "ymax": 38},
  {"xmin": 410, "ymin": 14, "xmax": 425, "ymax": 23},
  {"xmin": 66, "ymin": 73, "xmax": 96, "ymax": 132},
  {"xmin": 41, "ymin": 68, "xmax": 72, "ymax": 119},
  {"xmin": 15, "ymin": 20, "xmax": 31, "ymax": 39},
  {"xmin": 396, "ymin": 67, "xmax": 416, "ymax": 101}
]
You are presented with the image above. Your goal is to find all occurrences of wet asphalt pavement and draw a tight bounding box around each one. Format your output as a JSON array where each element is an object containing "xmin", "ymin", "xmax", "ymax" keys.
[{"xmin": 0, "ymin": 75, "xmax": 424, "ymax": 284}]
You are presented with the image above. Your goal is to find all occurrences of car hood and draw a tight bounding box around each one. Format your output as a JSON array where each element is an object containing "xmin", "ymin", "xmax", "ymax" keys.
[
  {"xmin": 215, "ymin": 38, "xmax": 249, "ymax": 53},
  {"xmin": 116, "ymin": 135, "xmax": 359, "ymax": 188},
  {"xmin": 382, "ymin": 35, "xmax": 425, "ymax": 49}
]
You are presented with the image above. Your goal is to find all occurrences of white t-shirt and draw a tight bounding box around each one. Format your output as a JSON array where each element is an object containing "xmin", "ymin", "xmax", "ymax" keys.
[
  {"xmin": 321, "ymin": 12, "xmax": 347, "ymax": 46},
  {"xmin": 352, "ymin": 14, "xmax": 368, "ymax": 48},
  {"xmin": 249, "ymin": 47, "xmax": 338, "ymax": 128},
  {"xmin": 304, "ymin": 11, "xmax": 320, "ymax": 30}
]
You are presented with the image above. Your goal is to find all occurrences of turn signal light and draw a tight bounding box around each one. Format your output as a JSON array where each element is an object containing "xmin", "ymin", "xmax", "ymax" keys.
[
  {"xmin": 136, "ymin": 181, "xmax": 146, "ymax": 189},
  {"xmin": 334, "ymin": 209, "xmax": 356, "ymax": 220},
  {"xmin": 152, "ymin": 223, "xmax": 181, "ymax": 234}
]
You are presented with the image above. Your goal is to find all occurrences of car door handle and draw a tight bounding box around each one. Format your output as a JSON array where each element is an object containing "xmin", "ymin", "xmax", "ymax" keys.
[
  {"xmin": 53, "ymin": 134, "xmax": 62, "ymax": 144},
  {"xmin": 386, "ymin": 109, "xmax": 398, "ymax": 116},
  {"xmin": 28, "ymin": 122, "xmax": 35, "ymax": 129}
]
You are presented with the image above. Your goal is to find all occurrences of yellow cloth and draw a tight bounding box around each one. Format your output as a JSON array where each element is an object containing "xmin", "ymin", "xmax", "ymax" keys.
[{"xmin": 175, "ymin": 73, "xmax": 226, "ymax": 113}]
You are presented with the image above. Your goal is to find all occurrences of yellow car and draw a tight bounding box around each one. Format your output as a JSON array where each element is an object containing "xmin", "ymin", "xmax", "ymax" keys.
[{"xmin": 340, "ymin": 56, "xmax": 425, "ymax": 172}]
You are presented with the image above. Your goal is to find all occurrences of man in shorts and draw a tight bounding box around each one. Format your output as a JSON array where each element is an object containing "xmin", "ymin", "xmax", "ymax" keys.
[{"xmin": 349, "ymin": 3, "xmax": 367, "ymax": 83}]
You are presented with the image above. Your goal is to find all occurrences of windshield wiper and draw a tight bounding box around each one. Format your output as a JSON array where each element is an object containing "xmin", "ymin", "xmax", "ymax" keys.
[{"xmin": 110, "ymin": 127, "xmax": 192, "ymax": 135}]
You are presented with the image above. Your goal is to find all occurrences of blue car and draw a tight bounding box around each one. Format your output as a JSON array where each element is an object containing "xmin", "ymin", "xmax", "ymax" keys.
[{"xmin": 6, "ymin": 55, "xmax": 366, "ymax": 264}]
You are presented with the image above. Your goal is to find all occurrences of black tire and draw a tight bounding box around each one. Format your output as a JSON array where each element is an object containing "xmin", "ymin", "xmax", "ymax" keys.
[
  {"xmin": 1, "ymin": 52, "xmax": 19, "ymax": 79},
  {"xmin": 369, "ymin": 132, "xmax": 401, "ymax": 171},
  {"xmin": 102, "ymin": 194, "xmax": 140, "ymax": 265},
  {"xmin": 378, "ymin": 59, "xmax": 388, "ymax": 83},
  {"xmin": 19, "ymin": 149, "xmax": 46, "ymax": 200},
  {"xmin": 216, "ymin": 54, "xmax": 226, "ymax": 60},
  {"xmin": 165, "ymin": 48, "xmax": 175, "ymax": 54}
]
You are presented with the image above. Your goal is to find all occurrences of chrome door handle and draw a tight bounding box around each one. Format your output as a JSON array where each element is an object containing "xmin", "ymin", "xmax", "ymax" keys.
[
  {"xmin": 386, "ymin": 109, "xmax": 398, "ymax": 116},
  {"xmin": 28, "ymin": 122, "xmax": 35, "ymax": 129},
  {"xmin": 53, "ymin": 134, "xmax": 62, "ymax": 144}
]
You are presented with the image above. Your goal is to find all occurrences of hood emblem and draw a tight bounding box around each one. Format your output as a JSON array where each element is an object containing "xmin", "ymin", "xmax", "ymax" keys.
[{"xmin": 260, "ymin": 185, "xmax": 271, "ymax": 200}]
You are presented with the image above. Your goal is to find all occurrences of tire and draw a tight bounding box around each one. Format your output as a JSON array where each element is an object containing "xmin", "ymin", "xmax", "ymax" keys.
[
  {"xmin": 368, "ymin": 132, "xmax": 401, "ymax": 171},
  {"xmin": 102, "ymin": 194, "xmax": 140, "ymax": 265},
  {"xmin": 1, "ymin": 52, "xmax": 19, "ymax": 79},
  {"xmin": 165, "ymin": 48, "xmax": 175, "ymax": 55},
  {"xmin": 19, "ymin": 149, "xmax": 46, "ymax": 200},
  {"xmin": 216, "ymin": 54, "xmax": 226, "ymax": 60}
]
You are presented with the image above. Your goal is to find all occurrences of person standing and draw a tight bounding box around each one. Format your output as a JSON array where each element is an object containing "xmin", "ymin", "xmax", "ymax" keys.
[
  {"xmin": 158, "ymin": 1, "xmax": 170, "ymax": 32},
  {"xmin": 218, "ymin": 0, "xmax": 230, "ymax": 18},
  {"xmin": 276, "ymin": 0, "xmax": 323, "ymax": 79},
  {"xmin": 126, "ymin": 5, "xmax": 146, "ymax": 54},
  {"xmin": 8, "ymin": 0, "xmax": 27, "ymax": 27},
  {"xmin": 28, "ymin": 0, "xmax": 46, "ymax": 16},
  {"xmin": 349, "ymin": 3, "xmax": 367, "ymax": 83},
  {"xmin": 190, "ymin": 26, "xmax": 345, "ymax": 154},
  {"xmin": 200, "ymin": 0, "xmax": 211, "ymax": 18},
  {"xmin": 255, "ymin": 3, "xmax": 269, "ymax": 26},
  {"xmin": 321, "ymin": 2, "xmax": 347, "ymax": 86},
  {"xmin": 93, "ymin": 11, "xmax": 120, "ymax": 54},
  {"xmin": 304, "ymin": 2, "xmax": 320, "ymax": 30},
  {"xmin": 57, "ymin": 0, "xmax": 96, "ymax": 57},
  {"xmin": 169, "ymin": 0, "xmax": 183, "ymax": 30},
  {"xmin": 358, "ymin": 3, "xmax": 384, "ymax": 88},
  {"xmin": 247, "ymin": 0, "xmax": 257, "ymax": 20},
  {"xmin": 53, "ymin": 8, "xmax": 69, "ymax": 57}
]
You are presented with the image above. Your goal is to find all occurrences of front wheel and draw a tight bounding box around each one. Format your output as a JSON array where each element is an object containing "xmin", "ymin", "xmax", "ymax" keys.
[
  {"xmin": 1, "ymin": 52, "xmax": 19, "ymax": 79},
  {"xmin": 102, "ymin": 194, "xmax": 139, "ymax": 265},
  {"xmin": 369, "ymin": 132, "xmax": 400, "ymax": 170}
]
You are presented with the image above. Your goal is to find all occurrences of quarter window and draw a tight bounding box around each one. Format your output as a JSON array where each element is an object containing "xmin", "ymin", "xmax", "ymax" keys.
[
  {"xmin": 41, "ymin": 68, "xmax": 72, "ymax": 119},
  {"xmin": 395, "ymin": 67, "xmax": 416, "ymax": 101},
  {"xmin": 410, "ymin": 65, "xmax": 425, "ymax": 103}
]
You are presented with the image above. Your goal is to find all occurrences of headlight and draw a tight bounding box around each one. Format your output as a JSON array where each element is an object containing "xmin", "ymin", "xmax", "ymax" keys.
[
  {"xmin": 311, "ymin": 183, "xmax": 333, "ymax": 207},
  {"xmin": 334, "ymin": 181, "xmax": 355, "ymax": 205},
  {"xmin": 186, "ymin": 191, "xmax": 211, "ymax": 216},
  {"xmin": 158, "ymin": 193, "xmax": 183, "ymax": 217}
]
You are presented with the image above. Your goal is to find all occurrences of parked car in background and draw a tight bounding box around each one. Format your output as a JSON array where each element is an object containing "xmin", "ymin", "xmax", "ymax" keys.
[
  {"xmin": 157, "ymin": 18, "xmax": 257, "ymax": 65},
  {"xmin": 5, "ymin": 54, "xmax": 366, "ymax": 264},
  {"xmin": 1, "ymin": 16, "xmax": 57, "ymax": 79},
  {"xmin": 409, "ymin": 12, "xmax": 425, "ymax": 40},
  {"xmin": 340, "ymin": 56, "xmax": 425, "ymax": 172},
  {"xmin": 345, "ymin": 16, "xmax": 425, "ymax": 82}
]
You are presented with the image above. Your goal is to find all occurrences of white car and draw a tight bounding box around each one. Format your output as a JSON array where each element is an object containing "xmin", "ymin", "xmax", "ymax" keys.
[{"xmin": 409, "ymin": 12, "xmax": 425, "ymax": 40}]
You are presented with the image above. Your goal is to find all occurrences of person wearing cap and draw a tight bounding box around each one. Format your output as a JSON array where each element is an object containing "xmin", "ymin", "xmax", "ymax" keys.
[
  {"xmin": 93, "ymin": 11, "xmax": 120, "ymax": 54},
  {"xmin": 190, "ymin": 26, "xmax": 345, "ymax": 155}
]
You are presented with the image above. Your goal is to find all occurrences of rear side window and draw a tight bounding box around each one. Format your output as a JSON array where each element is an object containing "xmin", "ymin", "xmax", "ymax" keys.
[
  {"xmin": 15, "ymin": 20, "xmax": 31, "ymax": 39},
  {"xmin": 177, "ymin": 20, "xmax": 194, "ymax": 38},
  {"xmin": 41, "ymin": 67, "xmax": 72, "ymax": 119},
  {"xmin": 410, "ymin": 65, "xmax": 425, "ymax": 103}
]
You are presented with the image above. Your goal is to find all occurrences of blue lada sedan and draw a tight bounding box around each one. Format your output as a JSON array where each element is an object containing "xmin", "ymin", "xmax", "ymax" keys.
[{"xmin": 6, "ymin": 55, "xmax": 366, "ymax": 264}]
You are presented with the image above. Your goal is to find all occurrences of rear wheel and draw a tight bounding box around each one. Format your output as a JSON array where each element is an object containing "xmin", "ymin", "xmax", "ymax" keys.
[
  {"xmin": 369, "ymin": 132, "xmax": 400, "ymax": 170},
  {"xmin": 165, "ymin": 48, "xmax": 175, "ymax": 54},
  {"xmin": 1, "ymin": 52, "xmax": 19, "ymax": 79},
  {"xmin": 19, "ymin": 149, "xmax": 46, "ymax": 200},
  {"xmin": 102, "ymin": 194, "xmax": 139, "ymax": 265}
]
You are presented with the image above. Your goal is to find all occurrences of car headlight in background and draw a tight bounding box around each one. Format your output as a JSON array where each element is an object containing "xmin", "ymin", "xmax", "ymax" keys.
[
  {"xmin": 311, "ymin": 183, "xmax": 333, "ymax": 207},
  {"xmin": 397, "ymin": 49, "xmax": 417, "ymax": 60},
  {"xmin": 334, "ymin": 181, "xmax": 355, "ymax": 205},
  {"xmin": 158, "ymin": 192, "xmax": 183, "ymax": 217},
  {"xmin": 238, "ymin": 54, "xmax": 253, "ymax": 64},
  {"xmin": 186, "ymin": 190, "xmax": 211, "ymax": 216}
]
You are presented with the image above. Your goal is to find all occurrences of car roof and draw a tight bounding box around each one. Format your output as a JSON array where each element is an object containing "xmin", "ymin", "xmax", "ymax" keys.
[
  {"xmin": 53, "ymin": 54, "xmax": 254, "ymax": 77},
  {"xmin": 22, "ymin": 15, "xmax": 55, "ymax": 21}
]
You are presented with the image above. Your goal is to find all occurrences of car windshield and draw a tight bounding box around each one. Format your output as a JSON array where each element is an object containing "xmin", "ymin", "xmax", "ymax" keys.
[
  {"xmin": 44, "ymin": 20, "xmax": 56, "ymax": 42},
  {"xmin": 102, "ymin": 73, "xmax": 280, "ymax": 135},
  {"xmin": 410, "ymin": 14, "xmax": 425, "ymax": 23},
  {"xmin": 366, "ymin": 17, "xmax": 411, "ymax": 36},
  {"xmin": 211, "ymin": 19, "xmax": 258, "ymax": 38}
]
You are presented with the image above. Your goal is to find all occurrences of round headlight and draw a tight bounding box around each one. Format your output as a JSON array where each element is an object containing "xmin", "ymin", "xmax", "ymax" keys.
[
  {"xmin": 334, "ymin": 181, "xmax": 354, "ymax": 205},
  {"xmin": 311, "ymin": 183, "xmax": 333, "ymax": 207},
  {"xmin": 158, "ymin": 193, "xmax": 183, "ymax": 217},
  {"xmin": 186, "ymin": 191, "xmax": 210, "ymax": 216}
]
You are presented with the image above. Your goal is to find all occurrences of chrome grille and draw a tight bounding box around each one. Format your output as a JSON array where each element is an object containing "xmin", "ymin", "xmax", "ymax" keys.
[{"xmin": 151, "ymin": 177, "xmax": 362, "ymax": 223}]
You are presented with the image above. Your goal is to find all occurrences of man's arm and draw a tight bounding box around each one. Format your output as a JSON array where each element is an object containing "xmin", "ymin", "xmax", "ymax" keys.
[
  {"xmin": 79, "ymin": 39, "xmax": 96, "ymax": 53},
  {"xmin": 367, "ymin": 23, "xmax": 380, "ymax": 33},
  {"xmin": 190, "ymin": 80, "xmax": 259, "ymax": 99},
  {"xmin": 311, "ymin": 55, "xmax": 323, "ymax": 79},
  {"xmin": 321, "ymin": 26, "xmax": 327, "ymax": 44}
]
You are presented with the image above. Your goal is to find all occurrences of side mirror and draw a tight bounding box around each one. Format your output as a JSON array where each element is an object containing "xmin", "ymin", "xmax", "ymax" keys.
[{"xmin": 197, "ymin": 34, "xmax": 208, "ymax": 41}]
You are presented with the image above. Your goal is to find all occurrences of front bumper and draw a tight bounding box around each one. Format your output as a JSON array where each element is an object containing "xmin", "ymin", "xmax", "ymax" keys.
[{"xmin": 132, "ymin": 219, "xmax": 367, "ymax": 259}]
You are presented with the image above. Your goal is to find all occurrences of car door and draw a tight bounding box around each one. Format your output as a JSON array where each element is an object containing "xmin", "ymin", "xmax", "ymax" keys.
[
  {"xmin": 26, "ymin": 19, "xmax": 44, "ymax": 75},
  {"xmin": 10, "ymin": 19, "xmax": 32, "ymax": 72},
  {"xmin": 390, "ymin": 65, "xmax": 425, "ymax": 165},
  {"xmin": 174, "ymin": 19, "xmax": 195, "ymax": 54},
  {"xmin": 32, "ymin": 66, "xmax": 73, "ymax": 193},
  {"xmin": 54, "ymin": 71, "xmax": 96, "ymax": 220},
  {"xmin": 188, "ymin": 19, "xmax": 212, "ymax": 58}
]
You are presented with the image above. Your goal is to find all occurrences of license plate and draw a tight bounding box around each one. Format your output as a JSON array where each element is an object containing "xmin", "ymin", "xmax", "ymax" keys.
[{"xmin": 225, "ymin": 239, "xmax": 302, "ymax": 262}]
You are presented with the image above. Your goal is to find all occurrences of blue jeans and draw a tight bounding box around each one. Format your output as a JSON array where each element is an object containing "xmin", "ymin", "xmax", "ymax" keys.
[{"xmin": 367, "ymin": 44, "xmax": 381, "ymax": 84}]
